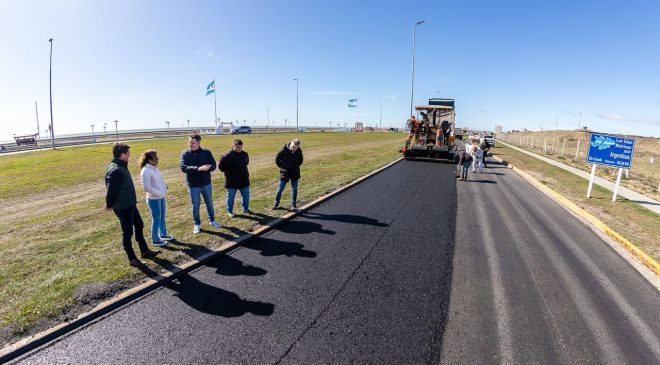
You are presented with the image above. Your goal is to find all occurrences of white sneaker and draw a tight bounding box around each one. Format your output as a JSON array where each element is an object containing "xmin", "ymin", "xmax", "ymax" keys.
[
  {"xmin": 160, "ymin": 235, "xmax": 174, "ymax": 241},
  {"xmin": 227, "ymin": 212, "xmax": 235, "ymax": 218},
  {"xmin": 193, "ymin": 225, "xmax": 201, "ymax": 234},
  {"xmin": 210, "ymin": 220, "xmax": 221, "ymax": 228}
]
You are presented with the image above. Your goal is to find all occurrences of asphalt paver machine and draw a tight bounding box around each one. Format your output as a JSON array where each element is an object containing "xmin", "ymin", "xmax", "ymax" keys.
[{"xmin": 401, "ymin": 98, "xmax": 460, "ymax": 161}]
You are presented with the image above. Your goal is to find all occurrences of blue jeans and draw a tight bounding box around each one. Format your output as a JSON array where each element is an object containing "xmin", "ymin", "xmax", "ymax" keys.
[
  {"xmin": 275, "ymin": 179, "xmax": 298, "ymax": 206},
  {"xmin": 146, "ymin": 198, "xmax": 169, "ymax": 242},
  {"xmin": 461, "ymin": 161, "xmax": 470, "ymax": 178},
  {"xmin": 226, "ymin": 187, "xmax": 250, "ymax": 213},
  {"xmin": 188, "ymin": 183, "xmax": 215, "ymax": 225}
]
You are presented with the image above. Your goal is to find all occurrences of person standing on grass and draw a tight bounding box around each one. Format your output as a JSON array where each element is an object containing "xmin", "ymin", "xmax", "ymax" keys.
[
  {"xmin": 180, "ymin": 132, "xmax": 221, "ymax": 234},
  {"xmin": 104, "ymin": 142, "xmax": 160, "ymax": 268},
  {"xmin": 219, "ymin": 139, "xmax": 251, "ymax": 217},
  {"xmin": 139, "ymin": 150, "xmax": 173, "ymax": 247},
  {"xmin": 273, "ymin": 138, "xmax": 303, "ymax": 211}
]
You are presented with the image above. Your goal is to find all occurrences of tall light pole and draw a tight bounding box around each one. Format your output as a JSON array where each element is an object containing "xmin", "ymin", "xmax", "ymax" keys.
[
  {"xmin": 293, "ymin": 78, "xmax": 299, "ymax": 132},
  {"xmin": 379, "ymin": 97, "xmax": 383, "ymax": 130},
  {"xmin": 90, "ymin": 124, "xmax": 95, "ymax": 143},
  {"xmin": 103, "ymin": 122, "xmax": 107, "ymax": 135},
  {"xmin": 114, "ymin": 120, "xmax": 118, "ymax": 141},
  {"xmin": 166, "ymin": 121, "xmax": 170, "ymax": 132},
  {"xmin": 410, "ymin": 20, "xmax": 425, "ymax": 117},
  {"xmin": 48, "ymin": 38, "xmax": 55, "ymax": 149}
]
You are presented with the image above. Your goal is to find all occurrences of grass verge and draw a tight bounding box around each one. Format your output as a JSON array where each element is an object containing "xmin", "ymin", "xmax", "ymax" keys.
[
  {"xmin": 492, "ymin": 144, "xmax": 660, "ymax": 266},
  {"xmin": 0, "ymin": 132, "xmax": 405, "ymax": 346}
]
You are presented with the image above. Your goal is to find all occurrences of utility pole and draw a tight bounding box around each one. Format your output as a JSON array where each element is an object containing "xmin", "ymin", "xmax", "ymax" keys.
[
  {"xmin": 90, "ymin": 124, "xmax": 95, "ymax": 143},
  {"xmin": 48, "ymin": 38, "xmax": 55, "ymax": 149},
  {"xmin": 114, "ymin": 120, "xmax": 118, "ymax": 141},
  {"xmin": 35, "ymin": 101, "xmax": 40, "ymax": 140},
  {"xmin": 379, "ymin": 97, "xmax": 383, "ymax": 130}
]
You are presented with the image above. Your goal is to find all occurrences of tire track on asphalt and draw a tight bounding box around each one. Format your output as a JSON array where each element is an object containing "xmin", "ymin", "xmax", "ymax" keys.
[
  {"xmin": 491, "ymin": 171, "xmax": 626, "ymax": 364},
  {"xmin": 467, "ymin": 180, "xmax": 515, "ymax": 364},
  {"xmin": 496, "ymin": 171, "xmax": 660, "ymax": 362}
]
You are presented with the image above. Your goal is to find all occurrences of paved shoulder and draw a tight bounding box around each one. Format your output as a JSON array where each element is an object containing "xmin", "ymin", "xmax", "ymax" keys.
[{"xmin": 11, "ymin": 160, "xmax": 457, "ymax": 364}]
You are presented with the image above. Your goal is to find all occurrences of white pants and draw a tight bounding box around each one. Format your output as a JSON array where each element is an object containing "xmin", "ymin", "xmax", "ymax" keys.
[{"xmin": 472, "ymin": 157, "xmax": 484, "ymax": 173}]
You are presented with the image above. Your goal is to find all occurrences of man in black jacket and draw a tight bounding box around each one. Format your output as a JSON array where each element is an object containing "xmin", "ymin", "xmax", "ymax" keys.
[
  {"xmin": 273, "ymin": 138, "xmax": 303, "ymax": 211},
  {"xmin": 180, "ymin": 133, "xmax": 221, "ymax": 234},
  {"xmin": 219, "ymin": 139, "xmax": 251, "ymax": 217},
  {"xmin": 105, "ymin": 143, "xmax": 160, "ymax": 267}
]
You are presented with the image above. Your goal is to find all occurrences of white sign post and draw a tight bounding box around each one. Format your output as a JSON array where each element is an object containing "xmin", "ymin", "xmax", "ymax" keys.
[
  {"xmin": 587, "ymin": 164, "xmax": 597, "ymax": 198},
  {"xmin": 612, "ymin": 168, "xmax": 623, "ymax": 202},
  {"xmin": 575, "ymin": 139, "xmax": 581, "ymax": 161}
]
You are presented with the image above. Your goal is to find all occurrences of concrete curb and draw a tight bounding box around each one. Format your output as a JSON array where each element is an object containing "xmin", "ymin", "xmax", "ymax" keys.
[
  {"xmin": 491, "ymin": 155, "xmax": 660, "ymax": 278},
  {"xmin": 0, "ymin": 157, "xmax": 403, "ymax": 363}
]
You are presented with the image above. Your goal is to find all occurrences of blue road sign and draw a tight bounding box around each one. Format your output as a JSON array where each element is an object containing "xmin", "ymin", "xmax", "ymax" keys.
[{"xmin": 587, "ymin": 133, "xmax": 635, "ymax": 168}]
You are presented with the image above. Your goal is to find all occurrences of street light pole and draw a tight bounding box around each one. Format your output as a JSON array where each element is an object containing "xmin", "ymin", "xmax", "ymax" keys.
[
  {"xmin": 91, "ymin": 124, "xmax": 95, "ymax": 143},
  {"xmin": 103, "ymin": 122, "xmax": 107, "ymax": 135},
  {"xmin": 48, "ymin": 38, "xmax": 55, "ymax": 149},
  {"xmin": 410, "ymin": 20, "xmax": 425, "ymax": 117},
  {"xmin": 114, "ymin": 120, "xmax": 118, "ymax": 141},
  {"xmin": 379, "ymin": 97, "xmax": 383, "ymax": 130},
  {"xmin": 293, "ymin": 78, "xmax": 299, "ymax": 132}
]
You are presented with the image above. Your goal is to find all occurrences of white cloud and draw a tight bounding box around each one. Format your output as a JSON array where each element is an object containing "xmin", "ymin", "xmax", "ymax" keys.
[{"xmin": 595, "ymin": 112, "xmax": 627, "ymax": 121}]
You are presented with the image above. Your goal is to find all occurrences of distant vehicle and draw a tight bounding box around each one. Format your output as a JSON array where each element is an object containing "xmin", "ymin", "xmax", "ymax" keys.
[
  {"xmin": 230, "ymin": 126, "xmax": 252, "ymax": 135},
  {"xmin": 482, "ymin": 134, "xmax": 496, "ymax": 146}
]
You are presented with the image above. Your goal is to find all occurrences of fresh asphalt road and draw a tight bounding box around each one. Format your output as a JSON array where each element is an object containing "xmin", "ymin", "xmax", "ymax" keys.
[{"xmin": 10, "ymin": 158, "xmax": 660, "ymax": 364}]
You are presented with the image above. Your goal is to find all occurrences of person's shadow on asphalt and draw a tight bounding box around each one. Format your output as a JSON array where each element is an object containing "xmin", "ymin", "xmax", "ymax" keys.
[
  {"xmin": 276, "ymin": 220, "xmax": 336, "ymax": 235},
  {"xmin": 242, "ymin": 237, "xmax": 317, "ymax": 258},
  {"xmin": 165, "ymin": 273, "xmax": 274, "ymax": 317},
  {"xmin": 300, "ymin": 212, "xmax": 388, "ymax": 227},
  {"xmin": 207, "ymin": 255, "xmax": 268, "ymax": 276}
]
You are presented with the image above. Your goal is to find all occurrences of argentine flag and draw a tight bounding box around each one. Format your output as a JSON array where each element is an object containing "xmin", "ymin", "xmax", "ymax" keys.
[
  {"xmin": 348, "ymin": 98, "xmax": 357, "ymax": 108},
  {"xmin": 206, "ymin": 80, "xmax": 215, "ymax": 96}
]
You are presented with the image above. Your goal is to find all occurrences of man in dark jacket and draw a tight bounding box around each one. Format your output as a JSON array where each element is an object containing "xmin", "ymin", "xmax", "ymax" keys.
[
  {"xmin": 456, "ymin": 147, "xmax": 473, "ymax": 181},
  {"xmin": 219, "ymin": 139, "xmax": 251, "ymax": 217},
  {"xmin": 273, "ymin": 138, "xmax": 303, "ymax": 211},
  {"xmin": 180, "ymin": 133, "xmax": 221, "ymax": 234},
  {"xmin": 105, "ymin": 142, "xmax": 160, "ymax": 267}
]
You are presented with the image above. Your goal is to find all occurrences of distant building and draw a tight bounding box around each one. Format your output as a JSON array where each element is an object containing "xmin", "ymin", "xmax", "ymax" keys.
[{"xmin": 495, "ymin": 125, "xmax": 503, "ymax": 134}]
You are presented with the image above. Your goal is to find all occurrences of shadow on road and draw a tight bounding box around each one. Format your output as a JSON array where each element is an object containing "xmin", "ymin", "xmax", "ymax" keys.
[
  {"xmin": 276, "ymin": 220, "xmax": 336, "ymax": 235},
  {"xmin": 465, "ymin": 179, "xmax": 497, "ymax": 184},
  {"xmin": 166, "ymin": 274, "xmax": 274, "ymax": 317},
  {"xmin": 300, "ymin": 212, "xmax": 388, "ymax": 227},
  {"xmin": 207, "ymin": 255, "xmax": 268, "ymax": 277},
  {"xmin": 243, "ymin": 237, "xmax": 317, "ymax": 258}
]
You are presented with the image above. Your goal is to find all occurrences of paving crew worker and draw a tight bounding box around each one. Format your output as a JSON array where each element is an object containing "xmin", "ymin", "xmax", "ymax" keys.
[
  {"xmin": 219, "ymin": 139, "xmax": 251, "ymax": 217},
  {"xmin": 104, "ymin": 142, "xmax": 160, "ymax": 267},
  {"xmin": 273, "ymin": 138, "xmax": 304, "ymax": 211},
  {"xmin": 456, "ymin": 148, "xmax": 473, "ymax": 181},
  {"xmin": 180, "ymin": 132, "xmax": 221, "ymax": 234},
  {"xmin": 405, "ymin": 115, "xmax": 420, "ymax": 149},
  {"xmin": 479, "ymin": 137, "xmax": 492, "ymax": 168}
]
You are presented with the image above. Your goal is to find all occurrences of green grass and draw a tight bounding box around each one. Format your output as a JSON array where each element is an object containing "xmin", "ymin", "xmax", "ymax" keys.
[
  {"xmin": 493, "ymin": 144, "xmax": 660, "ymax": 264},
  {"xmin": 0, "ymin": 132, "xmax": 405, "ymax": 342}
]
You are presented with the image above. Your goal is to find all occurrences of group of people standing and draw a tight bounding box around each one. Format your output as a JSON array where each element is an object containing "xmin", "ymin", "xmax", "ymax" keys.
[
  {"xmin": 104, "ymin": 133, "xmax": 303, "ymax": 267},
  {"xmin": 456, "ymin": 136, "xmax": 492, "ymax": 181}
]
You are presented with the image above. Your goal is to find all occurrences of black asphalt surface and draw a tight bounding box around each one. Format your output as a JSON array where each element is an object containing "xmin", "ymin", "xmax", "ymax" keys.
[
  {"xmin": 10, "ymin": 160, "xmax": 457, "ymax": 364},
  {"xmin": 9, "ymin": 157, "xmax": 660, "ymax": 364},
  {"xmin": 441, "ymin": 153, "xmax": 660, "ymax": 364}
]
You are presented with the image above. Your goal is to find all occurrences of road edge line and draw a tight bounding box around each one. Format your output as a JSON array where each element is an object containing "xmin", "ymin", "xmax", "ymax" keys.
[
  {"xmin": 491, "ymin": 155, "xmax": 660, "ymax": 280},
  {"xmin": 0, "ymin": 157, "xmax": 404, "ymax": 363}
]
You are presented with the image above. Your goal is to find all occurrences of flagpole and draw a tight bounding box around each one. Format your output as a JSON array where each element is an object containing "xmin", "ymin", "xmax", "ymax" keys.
[{"xmin": 213, "ymin": 77, "xmax": 218, "ymax": 128}]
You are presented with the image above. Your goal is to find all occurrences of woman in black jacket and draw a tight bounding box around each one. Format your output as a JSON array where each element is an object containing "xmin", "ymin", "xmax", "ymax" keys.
[{"xmin": 273, "ymin": 138, "xmax": 303, "ymax": 210}]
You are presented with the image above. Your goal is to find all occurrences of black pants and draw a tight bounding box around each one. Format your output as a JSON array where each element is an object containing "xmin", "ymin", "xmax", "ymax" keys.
[{"xmin": 113, "ymin": 205, "xmax": 149, "ymax": 260}]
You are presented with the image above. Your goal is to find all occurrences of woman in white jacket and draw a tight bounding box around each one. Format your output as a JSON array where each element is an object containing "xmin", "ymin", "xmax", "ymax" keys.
[{"xmin": 139, "ymin": 150, "xmax": 173, "ymax": 247}]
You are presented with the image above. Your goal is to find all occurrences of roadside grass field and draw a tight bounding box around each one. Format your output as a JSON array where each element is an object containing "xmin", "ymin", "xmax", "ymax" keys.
[
  {"xmin": 0, "ymin": 132, "xmax": 404, "ymax": 344},
  {"xmin": 501, "ymin": 131, "xmax": 660, "ymax": 201},
  {"xmin": 492, "ymin": 144, "xmax": 660, "ymax": 266}
]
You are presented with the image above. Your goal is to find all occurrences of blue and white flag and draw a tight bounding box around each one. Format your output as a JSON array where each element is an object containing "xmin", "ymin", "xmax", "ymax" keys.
[
  {"xmin": 348, "ymin": 98, "xmax": 358, "ymax": 108},
  {"xmin": 206, "ymin": 80, "xmax": 215, "ymax": 96}
]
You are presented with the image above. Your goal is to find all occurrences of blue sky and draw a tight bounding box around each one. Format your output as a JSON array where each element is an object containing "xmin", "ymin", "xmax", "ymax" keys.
[{"xmin": 1, "ymin": 0, "xmax": 659, "ymax": 141}]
